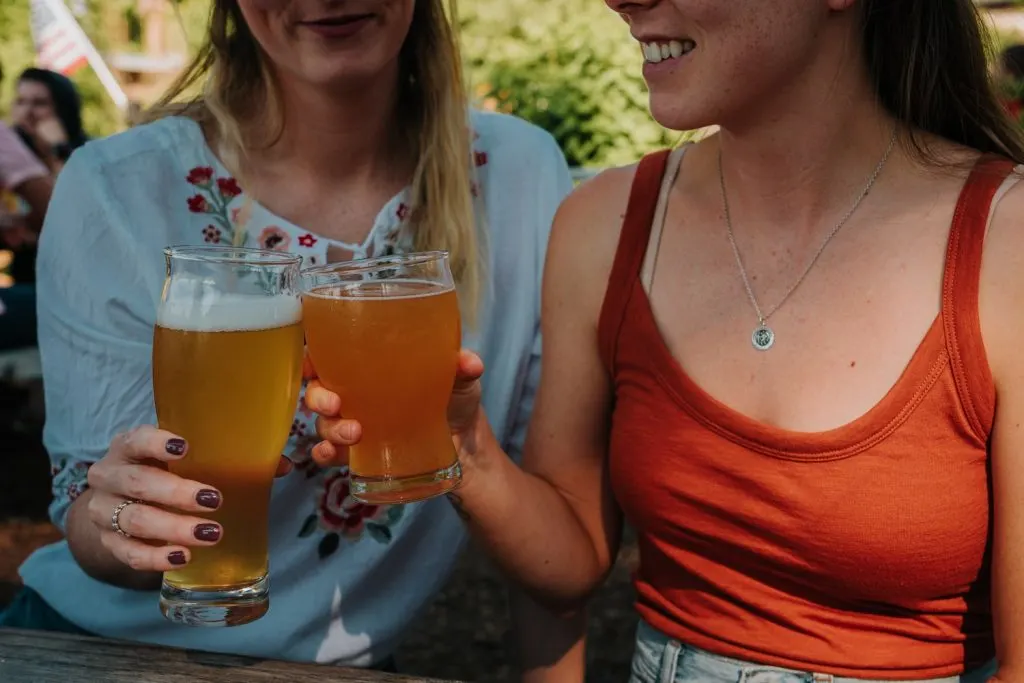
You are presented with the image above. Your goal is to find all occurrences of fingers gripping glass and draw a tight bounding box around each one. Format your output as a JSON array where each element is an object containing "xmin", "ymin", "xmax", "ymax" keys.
[
  {"xmin": 153, "ymin": 246, "xmax": 304, "ymax": 627},
  {"xmin": 301, "ymin": 251, "xmax": 463, "ymax": 505}
]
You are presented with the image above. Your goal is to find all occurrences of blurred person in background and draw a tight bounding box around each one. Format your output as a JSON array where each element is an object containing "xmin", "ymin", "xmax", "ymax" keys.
[
  {"xmin": 0, "ymin": 60, "xmax": 53, "ymax": 351},
  {"xmin": 2, "ymin": 0, "xmax": 576, "ymax": 679},
  {"xmin": 0, "ymin": 118, "xmax": 52, "ymax": 351},
  {"xmin": 309, "ymin": 0, "xmax": 1024, "ymax": 680},
  {"xmin": 3, "ymin": 68, "xmax": 88, "ymax": 288},
  {"xmin": 12, "ymin": 67, "xmax": 89, "ymax": 175}
]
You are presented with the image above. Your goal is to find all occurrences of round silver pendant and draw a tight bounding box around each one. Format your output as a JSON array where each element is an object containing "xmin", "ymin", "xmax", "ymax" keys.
[{"xmin": 752, "ymin": 324, "xmax": 775, "ymax": 351}]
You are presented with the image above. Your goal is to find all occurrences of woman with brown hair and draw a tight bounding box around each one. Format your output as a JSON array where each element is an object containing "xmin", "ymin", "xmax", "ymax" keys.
[
  {"xmin": 3, "ymin": 0, "xmax": 572, "ymax": 674},
  {"xmin": 311, "ymin": 0, "xmax": 1024, "ymax": 680}
]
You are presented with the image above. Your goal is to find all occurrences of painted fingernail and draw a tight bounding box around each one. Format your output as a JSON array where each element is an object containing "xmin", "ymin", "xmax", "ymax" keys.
[
  {"xmin": 165, "ymin": 438, "xmax": 187, "ymax": 456},
  {"xmin": 196, "ymin": 489, "xmax": 221, "ymax": 509},
  {"xmin": 168, "ymin": 551, "xmax": 187, "ymax": 566},
  {"xmin": 193, "ymin": 524, "xmax": 221, "ymax": 542}
]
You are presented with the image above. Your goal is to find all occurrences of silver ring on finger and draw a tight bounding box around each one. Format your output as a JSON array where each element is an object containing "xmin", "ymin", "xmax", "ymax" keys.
[{"xmin": 111, "ymin": 499, "xmax": 142, "ymax": 538}]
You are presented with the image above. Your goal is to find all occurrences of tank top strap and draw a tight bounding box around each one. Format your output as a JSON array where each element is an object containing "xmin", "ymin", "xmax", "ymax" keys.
[
  {"xmin": 598, "ymin": 150, "xmax": 672, "ymax": 374},
  {"xmin": 942, "ymin": 154, "xmax": 1017, "ymax": 438}
]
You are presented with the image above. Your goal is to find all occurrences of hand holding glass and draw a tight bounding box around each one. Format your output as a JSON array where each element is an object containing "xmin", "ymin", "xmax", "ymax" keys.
[
  {"xmin": 301, "ymin": 251, "xmax": 462, "ymax": 505},
  {"xmin": 153, "ymin": 246, "xmax": 303, "ymax": 626}
]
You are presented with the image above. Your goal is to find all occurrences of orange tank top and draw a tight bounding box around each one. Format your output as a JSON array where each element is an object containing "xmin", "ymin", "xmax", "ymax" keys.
[{"xmin": 600, "ymin": 151, "xmax": 1014, "ymax": 679}]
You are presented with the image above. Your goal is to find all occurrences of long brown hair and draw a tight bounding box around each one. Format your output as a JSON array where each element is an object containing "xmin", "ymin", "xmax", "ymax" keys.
[
  {"xmin": 146, "ymin": 0, "xmax": 485, "ymax": 324},
  {"xmin": 861, "ymin": 0, "xmax": 1024, "ymax": 164}
]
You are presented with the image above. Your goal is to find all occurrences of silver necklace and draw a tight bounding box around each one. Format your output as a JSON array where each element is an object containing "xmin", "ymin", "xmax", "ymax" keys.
[{"xmin": 719, "ymin": 129, "xmax": 897, "ymax": 351}]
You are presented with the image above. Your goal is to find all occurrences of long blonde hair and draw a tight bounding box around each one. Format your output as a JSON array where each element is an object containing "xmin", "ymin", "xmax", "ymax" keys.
[{"xmin": 146, "ymin": 0, "xmax": 484, "ymax": 324}]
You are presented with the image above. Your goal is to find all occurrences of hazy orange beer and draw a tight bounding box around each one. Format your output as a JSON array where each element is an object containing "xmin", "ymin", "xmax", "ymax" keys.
[
  {"xmin": 153, "ymin": 246, "xmax": 303, "ymax": 627},
  {"xmin": 301, "ymin": 252, "xmax": 462, "ymax": 504}
]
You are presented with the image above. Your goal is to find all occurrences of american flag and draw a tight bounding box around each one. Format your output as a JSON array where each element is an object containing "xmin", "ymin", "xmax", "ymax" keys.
[{"xmin": 29, "ymin": 0, "xmax": 89, "ymax": 76}]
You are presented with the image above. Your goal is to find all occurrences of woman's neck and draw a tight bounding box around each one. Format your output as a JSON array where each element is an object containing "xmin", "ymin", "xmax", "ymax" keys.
[
  {"xmin": 714, "ymin": 30, "xmax": 901, "ymax": 238},
  {"xmin": 244, "ymin": 67, "xmax": 413, "ymax": 190}
]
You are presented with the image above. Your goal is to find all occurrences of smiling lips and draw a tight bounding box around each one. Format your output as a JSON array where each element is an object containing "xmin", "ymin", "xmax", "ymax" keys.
[
  {"xmin": 640, "ymin": 39, "xmax": 696, "ymax": 63},
  {"xmin": 299, "ymin": 13, "xmax": 374, "ymax": 38}
]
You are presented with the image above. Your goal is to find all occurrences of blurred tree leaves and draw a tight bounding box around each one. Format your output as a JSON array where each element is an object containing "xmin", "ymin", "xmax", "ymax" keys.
[{"xmin": 459, "ymin": 0, "xmax": 676, "ymax": 167}]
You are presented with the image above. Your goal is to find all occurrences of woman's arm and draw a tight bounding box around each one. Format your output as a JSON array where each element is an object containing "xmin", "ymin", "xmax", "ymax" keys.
[
  {"xmin": 497, "ymin": 131, "xmax": 589, "ymax": 683},
  {"xmin": 450, "ymin": 169, "xmax": 632, "ymax": 609},
  {"xmin": 512, "ymin": 592, "xmax": 587, "ymax": 683},
  {"xmin": 981, "ymin": 180, "xmax": 1024, "ymax": 680},
  {"xmin": 14, "ymin": 175, "xmax": 53, "ymax": 234},
  {"xmin": 0, "ymin": 122, "xmax": 52, "ymax": 233},
  {"xmin": 311, "ymin": 168, "xmax": 634, "ymax": 609}
]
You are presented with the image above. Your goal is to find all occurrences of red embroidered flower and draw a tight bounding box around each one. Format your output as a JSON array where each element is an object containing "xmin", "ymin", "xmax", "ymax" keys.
[
  {"xmin": 298, "ymin": 233, "xmax": 318, "ymax": 248},
  {"xmin": 396, "ymin": 203, "xmax": 410, "ymax": 221},
  {"xmin": 188, "ymin": 195, "xmax": 210, "ymax": 213},
  {"xmin": 318, "ymin": 470, "xmax": 386, "ymax": 536},
  {"xmin": 186, "ymin": 166, "xmax": 215, "ymax": 185},
  {"xmin": 217, "ymin": 177, "xmax": 242, "ymax": 199},
  {"xmin": 474, "ymin": 150, "xmax": 488, "ymax": 167},
  {"xmin": 257, "ymin": 226, "xmax": 291, "ymax": 251},
  {"xmin": 202, "ymin": 225, "xmax": 222, "ymax": 243}
]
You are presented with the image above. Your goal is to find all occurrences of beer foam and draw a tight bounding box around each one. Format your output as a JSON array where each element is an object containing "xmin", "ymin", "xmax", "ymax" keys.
[{"xmin": 158, "ymin": 287, "xmax": 301, "ymax": 333}]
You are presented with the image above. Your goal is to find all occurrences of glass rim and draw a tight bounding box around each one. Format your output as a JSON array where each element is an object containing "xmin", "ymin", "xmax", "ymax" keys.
[
  {"xmin": 164, "ymin": 245, "xmax": 302, "ymax": 267},
  {"xmin": 300, "ymin": 250, "xmax": 450, "ymax": 279}
]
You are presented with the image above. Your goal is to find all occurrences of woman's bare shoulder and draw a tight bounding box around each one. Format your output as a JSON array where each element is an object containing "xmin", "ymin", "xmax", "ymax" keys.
[
  {"xmin": 551, "ymin": 163, "xmax": 638, "ymax": 257},
  {"xmin": 979, "ymin": 159, "xmax": 1024, "ymax": 388}
]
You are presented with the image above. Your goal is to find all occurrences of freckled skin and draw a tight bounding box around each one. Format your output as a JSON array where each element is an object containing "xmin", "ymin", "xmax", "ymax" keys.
[{"xmin": 604, "ymin": 0, "xmax": 854, "ymax": 132}]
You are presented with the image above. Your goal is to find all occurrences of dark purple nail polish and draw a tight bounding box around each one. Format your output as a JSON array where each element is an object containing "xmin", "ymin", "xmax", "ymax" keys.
[
  {"xmin": 193, "ymin": 524, "xmax": 221, "ymax": 542},
  {"xmin": 196, "ymin": 489, "xmax": 221, "ymax": 509},
  {"xmin": 165, "ymin": 438, "xmax": 187, "ymax": 456},
  {"xmin": 168, "ymin": 551, "xmax": 187, "ymax": 566}
]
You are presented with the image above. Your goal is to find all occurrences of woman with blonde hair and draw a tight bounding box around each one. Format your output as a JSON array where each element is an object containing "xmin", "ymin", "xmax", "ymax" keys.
[{"xmin": 2, "ymin": 0, "xmax": 573, "ymax": 674}]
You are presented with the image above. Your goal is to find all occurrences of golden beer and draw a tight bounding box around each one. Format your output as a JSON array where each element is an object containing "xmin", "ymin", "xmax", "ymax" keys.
[
  {"xmin": 303, "ymin": 274, "xmax": 462, "ymax": 504},
  {"xmin": 154, "ymin": 246, "xmax": 302, "ymax": 627}
]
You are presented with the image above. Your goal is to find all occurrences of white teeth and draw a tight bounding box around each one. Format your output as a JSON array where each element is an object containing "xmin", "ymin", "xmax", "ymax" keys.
[{"xmin": 641, "ymin": 39, "xmax": 694, "ymax": 64}]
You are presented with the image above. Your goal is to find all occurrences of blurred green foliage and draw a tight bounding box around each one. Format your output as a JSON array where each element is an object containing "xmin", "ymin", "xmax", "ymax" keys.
[{"xmin": 459, "ymin": 0, "xmax": 677, "ymax": 167}]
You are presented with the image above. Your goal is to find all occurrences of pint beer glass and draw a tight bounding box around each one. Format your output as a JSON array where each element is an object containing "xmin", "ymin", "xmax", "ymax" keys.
[
  {"xmin": 153, "ymin": 246, "xmax": 303, "ymax": 626},
  {"xmin": 301, "ymin": 252, "xmax": 462, "ymax": 504}
]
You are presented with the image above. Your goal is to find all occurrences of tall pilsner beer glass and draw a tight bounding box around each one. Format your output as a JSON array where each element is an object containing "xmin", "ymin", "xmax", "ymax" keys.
[
  {"xmin": 301, "ymin": 252, "xmax": 462, "ymax": 504},
  {"xmin": 153, "ymin": 246, "xmax": 303, "ymax": 626}
]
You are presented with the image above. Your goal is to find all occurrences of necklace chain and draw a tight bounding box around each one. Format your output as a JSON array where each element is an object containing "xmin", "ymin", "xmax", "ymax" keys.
[{"xmin": 718, "ymin": 129, "xmax": 897, "ymax": 350}]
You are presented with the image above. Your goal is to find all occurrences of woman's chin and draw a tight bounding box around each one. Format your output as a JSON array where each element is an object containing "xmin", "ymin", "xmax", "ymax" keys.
[{"xmin": 648, "ymin": 98, "xmax": 714, "ymax": 134}]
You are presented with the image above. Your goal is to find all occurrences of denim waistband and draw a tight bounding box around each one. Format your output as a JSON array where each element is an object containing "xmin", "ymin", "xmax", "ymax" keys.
[{"xmin": 629, "ymin": 620, "xmax": 999, "ymax": 683}]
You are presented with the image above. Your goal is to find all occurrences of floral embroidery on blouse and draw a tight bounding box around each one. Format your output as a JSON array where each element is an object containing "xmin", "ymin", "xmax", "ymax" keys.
[
  {"xmin": 51, "ymin": 459, "xmax": 90, "ymax": 504},
  {"xmin": 186, "ymin": 166, "xmax": 249, "ymax": 246},
  {"xmin": 298, "ymin": 468, "xmax": 407, "ymax": 559},
  {"xmin": 256, "ymin": 226, "xmax": 291, "ymax": 251}
]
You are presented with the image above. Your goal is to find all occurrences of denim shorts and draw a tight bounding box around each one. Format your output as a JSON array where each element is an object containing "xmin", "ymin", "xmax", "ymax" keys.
[{"xmin": 630, "ymin": 620, "xmax": 999, "ymax": 683}]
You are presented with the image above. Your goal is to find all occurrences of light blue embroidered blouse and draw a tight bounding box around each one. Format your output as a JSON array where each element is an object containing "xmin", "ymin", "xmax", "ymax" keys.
[{"xmin": 18, "ymin": 111, "xmax": 572, "ymax": 665}]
